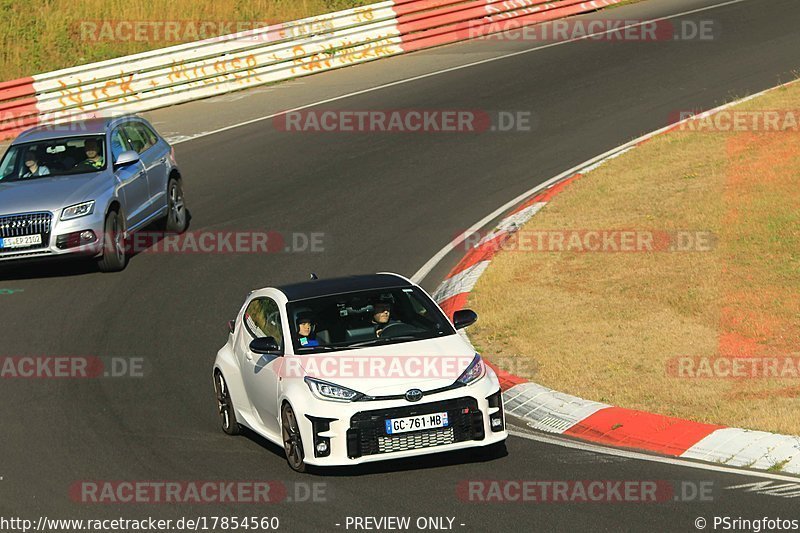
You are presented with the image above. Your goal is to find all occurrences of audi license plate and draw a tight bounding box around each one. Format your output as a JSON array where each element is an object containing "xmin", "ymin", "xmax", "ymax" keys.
[
  {"xmin": 0, "ymin": 234, "xmax": 42, "ymax": 249},
  {"xmin": 385, "ymin": 412, "xmax": 449, "ymax": 435}
]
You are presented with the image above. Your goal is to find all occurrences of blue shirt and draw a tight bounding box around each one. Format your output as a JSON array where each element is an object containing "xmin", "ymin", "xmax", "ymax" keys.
[{"xmin": 298, "ymin": 336, "xmax": 319, "ymax": 347}]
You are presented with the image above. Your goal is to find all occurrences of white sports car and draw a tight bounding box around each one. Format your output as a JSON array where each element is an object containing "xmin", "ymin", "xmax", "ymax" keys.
[{"xmin": 213, "ymin": 273, "xmax": 507, "ymax": 472}]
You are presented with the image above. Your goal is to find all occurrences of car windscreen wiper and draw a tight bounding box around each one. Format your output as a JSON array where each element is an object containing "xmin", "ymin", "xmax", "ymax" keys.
[
  {"xmin": 347, "ymin": 335, "xmax": 423, "ymax": 348},
  {"xmin": 296, "ymin": 344, "xmax": 340, "ymax": 352}
]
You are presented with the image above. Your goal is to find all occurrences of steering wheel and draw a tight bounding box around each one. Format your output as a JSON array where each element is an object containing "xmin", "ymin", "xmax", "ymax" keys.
[{"xmin": 378, "ymin": 322, "xmax": 423, "ymax": 339}]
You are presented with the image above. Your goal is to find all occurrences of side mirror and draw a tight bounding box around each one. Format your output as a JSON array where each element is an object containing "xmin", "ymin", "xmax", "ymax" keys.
[
  {"xmin": 114, "ymin": 150, "xmax": 140, "ymax": 168},
  {"xmin": 453, "ymin": 309, "xmax": 478, "ymax": 330},
  {"xmin": 249, "ymin": 336, "xmax": 281, "ymax": 355}
]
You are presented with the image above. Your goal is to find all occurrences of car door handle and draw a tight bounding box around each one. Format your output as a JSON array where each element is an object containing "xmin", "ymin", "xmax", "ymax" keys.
[
  {"xmin": 246, "ymin": 353, "xmax": 253, "ymax": 361},
  {"xmin": 159, "ymin": 157, "xmax": 167, "ymax": 164}
]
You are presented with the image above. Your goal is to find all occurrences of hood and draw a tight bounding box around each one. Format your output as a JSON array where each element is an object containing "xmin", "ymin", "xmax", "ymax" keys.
[
  {"xmin": 0, "ymin": 174, "xmax": 109, "ymax": 215},
  {"xmin": 292, "ymin": 334, "xmax": 477, "ymax": 396}
]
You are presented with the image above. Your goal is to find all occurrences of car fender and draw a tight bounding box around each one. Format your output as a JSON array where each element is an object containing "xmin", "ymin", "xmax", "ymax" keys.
[
  {"xmin": 214, "ymin": 344, "xmax": 252, "ymax": 430},
  {"xmin": 278, "ymin": 378, "xmax": 317, "ymax": 443}
]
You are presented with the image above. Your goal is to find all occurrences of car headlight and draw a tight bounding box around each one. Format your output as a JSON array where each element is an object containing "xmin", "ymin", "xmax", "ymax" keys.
[
  {"xmin": 61, "ymin": 200, "xmax": 95, "ymax": 220},
  {"xmin": 457, "ymin": 354, "xmax": 485, "ymax": 385},
  {"xmin": 304, "ymin": 377, "xmax": 364, "ymax": 402}
]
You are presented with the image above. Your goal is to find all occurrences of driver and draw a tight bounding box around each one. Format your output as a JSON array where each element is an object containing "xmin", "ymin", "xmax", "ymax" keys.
[
  {"xmin": 75, "ymin": 139, "xmax": 104, "ymax": 170},
  {"xmin": 371, "ymin": 300, "xmax": 394, "ymax": 337},
  {"xmin": 296, "ymin": 311, "xmax": 321, "ymax": 347}
]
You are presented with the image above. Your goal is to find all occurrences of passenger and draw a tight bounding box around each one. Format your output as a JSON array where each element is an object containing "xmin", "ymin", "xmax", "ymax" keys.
[
  {"xmin": 76, "ymin": 139, "xmax": 104, "ymax": 170},
  {"xmin": 296, "ymin": 312, "xmax": 321, "ymax": 347},
  {"xmin": 22, "ymin": 150, "xmax": 50, "ymax": 178}
]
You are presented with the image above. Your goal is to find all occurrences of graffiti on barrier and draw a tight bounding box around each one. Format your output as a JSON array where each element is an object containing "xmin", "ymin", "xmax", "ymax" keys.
[
  {"xmin": 287, "ymin": 35, "xmax": 397, "ymax": 74},
  {"xmin": 55, "ymin": 54, "xmax": 261, "ymax": 110}
]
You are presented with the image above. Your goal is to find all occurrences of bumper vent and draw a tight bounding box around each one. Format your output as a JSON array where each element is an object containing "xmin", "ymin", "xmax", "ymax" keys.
[{"xmin": 346, "ymin": 397, "xmax": 484, "ymax": 458}]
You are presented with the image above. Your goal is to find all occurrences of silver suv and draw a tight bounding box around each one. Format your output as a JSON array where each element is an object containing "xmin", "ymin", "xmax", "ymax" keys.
[{"xmin": 0, "ymin": 116, "xmax": 187, "ymax": 271}]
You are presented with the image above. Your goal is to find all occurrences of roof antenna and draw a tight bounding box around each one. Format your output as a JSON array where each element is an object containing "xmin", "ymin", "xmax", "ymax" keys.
[{"xmin": 310, "ymin": 273, "xmax": 319, "ymax": 280}]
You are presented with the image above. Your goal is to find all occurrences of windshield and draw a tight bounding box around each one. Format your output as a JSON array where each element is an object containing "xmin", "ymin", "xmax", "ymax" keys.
[
  {"xmin": 0, "ymin": 135, "xmax": 107, "ymax": 181},
  {"xmin": 287, "ymin": 286, "xmax": 456, "ymax": 353}
]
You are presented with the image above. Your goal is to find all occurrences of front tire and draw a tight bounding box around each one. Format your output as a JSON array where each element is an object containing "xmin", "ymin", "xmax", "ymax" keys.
[
  {"xmin": 281, "ymin": 403, "xmax": 307, "ymax": 473},
  {"xmin": 97, "ymin": 208, "xmax": 127, "ymax": 272},
  {"xmin": 214, "ymin": 371, "xmax": 240, "ymax": 436},
  {"xmin": 163, "ymin": 177, "xmax": 187, "ymax": 233}
]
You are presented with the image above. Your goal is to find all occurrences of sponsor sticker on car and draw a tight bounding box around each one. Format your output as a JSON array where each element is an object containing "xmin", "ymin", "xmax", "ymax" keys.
[{"xmin": 385, "ymin": 412, "xmax": 449, "ymax": 435}]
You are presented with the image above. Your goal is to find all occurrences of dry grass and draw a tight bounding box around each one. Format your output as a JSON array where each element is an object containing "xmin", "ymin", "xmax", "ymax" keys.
[
  {"xmin": 470, "ymin": 81, "xmax": 800, "ymax": 434},
  {"xmin": 0, "ymin": 0, "xmax": 369, "ymax": 81}
]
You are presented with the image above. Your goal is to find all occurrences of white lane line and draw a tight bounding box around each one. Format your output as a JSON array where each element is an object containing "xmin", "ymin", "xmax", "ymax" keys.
[
  {"xmin": 508, "ymin": 428, "xmax": 800, "ymax": 482},
  {"xmin": 172, "ymin": 0, "xmax": 752, "ymax": 147}
]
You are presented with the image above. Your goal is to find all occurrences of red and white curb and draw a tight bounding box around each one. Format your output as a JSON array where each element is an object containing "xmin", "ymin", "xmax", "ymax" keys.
[{"xmin": 430, "ymin": 77, "xmax": 800, "ymax": 476}]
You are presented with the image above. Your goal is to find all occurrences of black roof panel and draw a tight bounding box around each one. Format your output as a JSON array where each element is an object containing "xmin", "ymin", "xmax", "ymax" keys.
[{"xmin": 277, "ymin": 273, "xmax": 412, "ymax": 301}]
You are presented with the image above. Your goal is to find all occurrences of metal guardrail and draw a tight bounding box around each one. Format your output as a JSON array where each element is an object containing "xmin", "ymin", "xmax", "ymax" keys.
[{"xmin": 0, "ymin": 0, "xmax": 620, "ymax": 140}]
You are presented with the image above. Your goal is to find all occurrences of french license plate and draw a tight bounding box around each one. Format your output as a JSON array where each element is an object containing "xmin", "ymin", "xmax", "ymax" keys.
[
  {"xmin": 385, "ymin": 412, "xmax": 449, "ymax": 435},
  {"xmin": 0, "ymin": 234, "xmax": 42, "ymax": 249}
]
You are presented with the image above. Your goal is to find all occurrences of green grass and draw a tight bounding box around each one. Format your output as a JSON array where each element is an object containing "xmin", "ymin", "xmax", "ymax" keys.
[{"xmin": 0, "ymin": 0, "xmax": 371, "ymax": 81}]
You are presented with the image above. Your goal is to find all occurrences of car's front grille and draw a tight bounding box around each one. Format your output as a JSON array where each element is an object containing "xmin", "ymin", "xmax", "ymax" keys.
[
  {"xmin": 0, "ymin": 212, "xmax": 52, "ymax": 252},
  {"xmin": 377, "ymin": 427, "xmax": 455, "ymax": 453},
  {"xmin": 346, "ymin": 397, "xmax": 484, "ymax": 458}
]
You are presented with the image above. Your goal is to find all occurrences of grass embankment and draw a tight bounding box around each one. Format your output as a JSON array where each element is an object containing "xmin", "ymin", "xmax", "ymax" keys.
[
  {"xmin": 0, "ymin": 0, "xmax": 370, "ymax": 81},
  {"xmin": 470, "ymin": 81, "xmax": 800, "ymax": 435}
]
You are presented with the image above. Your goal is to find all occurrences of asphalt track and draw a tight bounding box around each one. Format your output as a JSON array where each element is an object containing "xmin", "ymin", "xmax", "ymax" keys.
[{"xmin": 1, "ymin": 0, "xmax": 799, "ymax": 531}]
